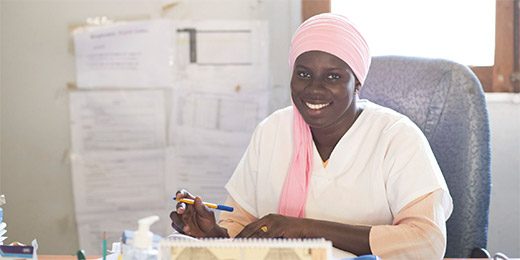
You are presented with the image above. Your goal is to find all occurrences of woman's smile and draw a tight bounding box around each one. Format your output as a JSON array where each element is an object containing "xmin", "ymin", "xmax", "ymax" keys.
[{"xmin": 305, "ymin": 101, "xmax": 331, "ymax": 110}]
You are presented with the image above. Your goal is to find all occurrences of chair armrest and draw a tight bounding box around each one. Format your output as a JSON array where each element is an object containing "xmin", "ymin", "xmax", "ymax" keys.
[{"xmin": 471, "ymin": 247, "xmax": 491, "ymax": 258}]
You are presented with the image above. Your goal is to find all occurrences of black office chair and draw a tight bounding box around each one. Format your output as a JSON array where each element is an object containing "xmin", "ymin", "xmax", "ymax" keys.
[{"xmin": 360, "ymin": 56, "xmax": 491, "ymax": 258}]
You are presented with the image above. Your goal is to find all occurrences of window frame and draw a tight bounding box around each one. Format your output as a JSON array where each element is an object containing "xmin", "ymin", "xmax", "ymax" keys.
[{"xmin": 302, "ymin": 0, "xmax": 519, "ymax": 92}]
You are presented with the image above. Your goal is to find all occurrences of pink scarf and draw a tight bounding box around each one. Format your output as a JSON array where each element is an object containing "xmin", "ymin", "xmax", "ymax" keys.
[{"xmin": 277, "ymin": 13, "xmax": 371, "ymax": 218}]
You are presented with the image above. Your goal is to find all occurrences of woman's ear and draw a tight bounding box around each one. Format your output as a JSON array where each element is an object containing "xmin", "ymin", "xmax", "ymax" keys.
[{"xmin": 354, "ymin": 79, "xmax": 361, "ymax": 94}]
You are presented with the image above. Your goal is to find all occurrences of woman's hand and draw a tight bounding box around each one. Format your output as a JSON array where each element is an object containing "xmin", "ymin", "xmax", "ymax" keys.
[
  {"xmin": 235, "ymin": 213, "xmax": 306, "ymax": 239},
  {"xmin": 169, "ymin": 189, "xmax": 228, "ymax": 238},
  {"xmin": 235, "ymin": 213, "xmax": 371, "ymax": 255}
]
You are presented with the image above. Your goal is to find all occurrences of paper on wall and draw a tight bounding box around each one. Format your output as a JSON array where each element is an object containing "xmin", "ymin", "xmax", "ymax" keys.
[
  {"xmin": 172, "ymin": 20, "xmax": 269, "ymax": 91},
  {"xmin": 165, "ymin": 145, "xmax": 245, "ymax": 207},
  {"xmin": 168, "ymin": 87, "xmax": 269, "ymax": 147},
  {"xmin": 69, "ymin": 90, "xmax": 166, "ymax": 152},
  {"xmin": 71, "ymin": 149, "xmax": 171, "ymax": 254},
  {"xmin": 73, "ymin": 19, "xmax": 173, "ymax": 88},
  {"xmin": 68, "ymin": 90, "xmax": 169, "ymax": 254},
  {"xmin": 70, "ymin": 149, "xmax": 166, "ymax": 213}
]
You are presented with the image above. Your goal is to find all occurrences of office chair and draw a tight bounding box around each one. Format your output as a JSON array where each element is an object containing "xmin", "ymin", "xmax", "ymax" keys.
[{"xmin": 360, "ymin": 56, "xmax": 492, "ymax": 258}]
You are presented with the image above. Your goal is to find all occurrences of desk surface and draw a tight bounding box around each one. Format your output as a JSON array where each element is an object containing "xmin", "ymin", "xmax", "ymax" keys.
[
  {"xmin": 38, "ymin": 257, "xmax": 519, "ymax": 260},
  {"xmin": 39, "ymin": 256, "xmax": 101, "ymax": 260}
]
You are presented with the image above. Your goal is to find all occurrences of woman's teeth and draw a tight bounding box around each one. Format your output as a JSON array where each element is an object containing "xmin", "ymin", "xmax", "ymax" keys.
[{"xmin": 305, "ymin": 102, "xmax": 330, "ymax": 110}]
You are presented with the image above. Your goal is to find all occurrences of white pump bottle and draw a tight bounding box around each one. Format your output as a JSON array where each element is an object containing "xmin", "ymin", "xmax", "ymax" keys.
[{"xmin": 122, "ymin": 215, "xmax": 160, "ymax": 260}]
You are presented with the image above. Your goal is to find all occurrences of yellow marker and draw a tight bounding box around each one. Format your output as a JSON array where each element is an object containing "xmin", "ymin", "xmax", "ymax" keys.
[{"xmin": 173, "ymin": 197, "xmax": 234, "ymax": 212}]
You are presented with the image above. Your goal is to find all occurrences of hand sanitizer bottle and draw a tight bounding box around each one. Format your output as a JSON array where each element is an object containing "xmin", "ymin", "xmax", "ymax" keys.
[
  {"xmin": 122, "ymin": 215, "xmax": 160, "ymax": 260},
  {"xmin": 0, "ymin": 195, "xmax": 6, "ymax": 246}
]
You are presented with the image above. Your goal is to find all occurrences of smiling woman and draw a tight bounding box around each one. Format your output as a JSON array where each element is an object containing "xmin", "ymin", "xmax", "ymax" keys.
[
  {"xmin": 290, "ymin": 51, "xmax": 359, "ymax": 137},
  {"xmin": 170, "ymin": 13, "xmax": 453, "ymax": 260}
]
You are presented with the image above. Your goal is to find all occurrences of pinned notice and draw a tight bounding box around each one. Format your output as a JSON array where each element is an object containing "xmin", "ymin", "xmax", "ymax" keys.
[{"xmin": 73, "ymin": 19, "xmax": 173, "ymax": 88}]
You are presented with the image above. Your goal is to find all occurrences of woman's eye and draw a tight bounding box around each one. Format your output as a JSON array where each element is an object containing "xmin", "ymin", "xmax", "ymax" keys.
[
  {"xmin": 298, "ymin": 72, "xmax": 311, "ymax": 78},
  {"xmin": 327, "ymin": 74, "xmax": 341, "ymax": 80}
]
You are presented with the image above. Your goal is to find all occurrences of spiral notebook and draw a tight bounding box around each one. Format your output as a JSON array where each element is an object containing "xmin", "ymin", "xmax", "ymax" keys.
[{"xmin": 158, "ymin": 237, "xmax": 333, "ymax": 260}]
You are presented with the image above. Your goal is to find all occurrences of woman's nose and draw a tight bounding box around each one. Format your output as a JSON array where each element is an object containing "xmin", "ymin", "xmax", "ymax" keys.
[{"xmin": 306, "ymin": 78, "xmax": 326, "ymax": 96}]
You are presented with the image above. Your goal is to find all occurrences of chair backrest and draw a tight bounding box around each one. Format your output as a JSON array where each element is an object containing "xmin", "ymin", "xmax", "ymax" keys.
[{"xmin": 360, "ymin": 56, "xmax": 491, "ymax": 258}]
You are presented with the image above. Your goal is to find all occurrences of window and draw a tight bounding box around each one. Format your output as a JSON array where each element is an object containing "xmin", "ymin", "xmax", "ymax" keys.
[
  {"xmin": 301, "ymin": 0, "xmax": 519, "ymax": 92},
  {"xmin": 332, "ymin": 0, "xmax": 495, "ymax": 66}
]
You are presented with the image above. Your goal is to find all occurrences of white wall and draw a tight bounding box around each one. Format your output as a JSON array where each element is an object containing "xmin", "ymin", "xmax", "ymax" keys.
[
  {"xmin": 485, "ymin": 93, "xmax": 520, "ymax": 258},
  {"xmin": 0, "ymin": 0, "xmax": 299, "ymax": 254}
]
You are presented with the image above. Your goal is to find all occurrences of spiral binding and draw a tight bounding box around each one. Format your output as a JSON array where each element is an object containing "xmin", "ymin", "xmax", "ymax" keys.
[{"xmin": 158, "ymin": 237, "xmax": 332, "ymax": 260}]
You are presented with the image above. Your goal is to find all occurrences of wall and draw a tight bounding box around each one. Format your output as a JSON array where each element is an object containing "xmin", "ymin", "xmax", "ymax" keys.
[
  {"xmin": 0, "ymin": 0, "xmax": 300, "ymax": 254},
  {"xmin": 485, "ymin": 93, "xmax": 520, "ymax": 257}
]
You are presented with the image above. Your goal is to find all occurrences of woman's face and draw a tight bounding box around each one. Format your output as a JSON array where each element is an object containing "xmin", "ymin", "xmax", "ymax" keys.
[{"xmin": 291, "ymin": 51, "xmax": 359, "ymax": 131}]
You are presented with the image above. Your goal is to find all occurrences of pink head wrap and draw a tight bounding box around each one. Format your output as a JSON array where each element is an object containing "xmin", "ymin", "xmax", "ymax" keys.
[{"xmin": 278, "ymin": 13, "xmax": 371, "ymax": 218}]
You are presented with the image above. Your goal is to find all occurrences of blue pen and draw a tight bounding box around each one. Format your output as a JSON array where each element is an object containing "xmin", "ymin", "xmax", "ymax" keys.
[{"xmin": 173, "ymin": 197, "xmax": 234, "ymax": 212}]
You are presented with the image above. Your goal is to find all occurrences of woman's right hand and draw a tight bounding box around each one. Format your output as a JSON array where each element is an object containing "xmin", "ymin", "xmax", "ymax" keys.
[{"xmin": 169, "ymin": 189, "xmax": 229, "ymax": 238}]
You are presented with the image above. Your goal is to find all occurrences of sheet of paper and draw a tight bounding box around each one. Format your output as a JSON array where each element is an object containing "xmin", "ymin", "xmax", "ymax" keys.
[
  {"xmin": 71, "ymin": 149, "xmax": 173, "ymax": 254},
  {"xmin": 165, "ymin": 145, "xmax": 245, "ymax": 207},
  {"xmin": 73, "ymin": 19, "xmax": 173, "ymax": 88},
  {"xmin": 169, "ymin": 87, "xmax": 269, "ymax": 147},
  {"xmin": 173, "ymin": 20, "xmax": 269, "ymax": 91},
  {"xmin": 70, "ymin": 149, "xmax": 166, "ymax": 213},
  {"xmin": 69, "ymin": 90, "xmax": 169, "ymax": 253},
  {"xmin": 196, "ymin": 30, "xmax": 253, "ymax": 65},
  {"xmin": 69, "ymin": 90, "xmax": 166, "ymax": 151}
]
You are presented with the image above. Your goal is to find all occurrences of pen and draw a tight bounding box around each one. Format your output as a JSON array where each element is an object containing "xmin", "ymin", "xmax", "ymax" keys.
[
  {"xmin": 103, "ymin": 232, "xmax": 107, "ymax": 260},
  {"xmin": 173, "ymin": 197, "xmax": 234, "ymax": 212}
]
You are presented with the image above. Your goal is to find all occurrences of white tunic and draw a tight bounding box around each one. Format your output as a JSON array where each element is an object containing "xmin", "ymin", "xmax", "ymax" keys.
[{"xmin": 225, "ymin": 100, "xmax": 452, "ymax": 226}]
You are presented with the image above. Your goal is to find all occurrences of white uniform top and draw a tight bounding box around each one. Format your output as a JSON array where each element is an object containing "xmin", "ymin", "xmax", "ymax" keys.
[{"xmin": 225, "ymin": 100, "xmax": 452, "ymax": 226}]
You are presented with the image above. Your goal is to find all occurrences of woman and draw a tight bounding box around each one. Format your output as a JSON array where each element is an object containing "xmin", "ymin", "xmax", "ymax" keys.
[{"xmin": 170, "ymin": 13, "xmax": 452, "ymax": 259}]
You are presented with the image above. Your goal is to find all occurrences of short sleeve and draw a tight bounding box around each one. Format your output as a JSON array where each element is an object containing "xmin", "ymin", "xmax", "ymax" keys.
[
  {"xmin": 382, "ymin": 118, "xmax": 453, "ymax": 218},
  {"xmin": 224, "ymin": 123, "xmax": 263, "ymax": 218}
]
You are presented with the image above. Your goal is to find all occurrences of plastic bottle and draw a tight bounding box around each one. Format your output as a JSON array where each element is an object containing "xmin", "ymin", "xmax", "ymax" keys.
[
  {"xmin": 122, "ymin": 215, "xmax": 160, "ymax": 260},
  {"xmin": 0, "ymin": 194, "xmax": 6, "ymax": 246}
]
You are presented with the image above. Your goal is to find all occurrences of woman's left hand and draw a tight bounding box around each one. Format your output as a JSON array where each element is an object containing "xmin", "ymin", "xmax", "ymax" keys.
[{"xmin": 235, "ymin": 213, "xmax": 306, "ymax": 238}]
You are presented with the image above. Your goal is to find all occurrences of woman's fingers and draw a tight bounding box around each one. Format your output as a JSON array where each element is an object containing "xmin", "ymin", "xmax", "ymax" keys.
[
  {"xmin": 193, "ymin": 197, "xmax": 213, "ymax": 218},
  {"xmin": 176, "ymin": 189, "xmax": 196, "ymax": 200},
  {"xmin": 169, "ymin": 211, "xmax": 186, "ymax": 234},
  {"xmin": 236, "ymin": 214, "xmax": 289, "ymax": 239},
  {"xmin": 175, "ymin": 189, "xmax": 198, "ymax": 214},
  {"xmin": 236, "ymin": 220, "xmax": 265, "ymax": 238},
  {"xmin": 176, "ymin": 200, "xmax": 187, "ymax": 214},
  {"xmin": 172, "ymin": 190, "xmax": 218, "ymax": 238}
]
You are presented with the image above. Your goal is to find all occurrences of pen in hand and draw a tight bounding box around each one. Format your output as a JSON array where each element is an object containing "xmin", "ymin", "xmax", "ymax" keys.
[{"xmin": 173, "ymin": 197, "xmax": 234, "ymax": 212}]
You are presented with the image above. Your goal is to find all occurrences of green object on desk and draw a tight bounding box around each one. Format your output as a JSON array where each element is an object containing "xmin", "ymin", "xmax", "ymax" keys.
[
  {"xmin": 76, "ymin": 249, "xmax": 86, "ymax": 260},
  {"xmin": 103, "ymin": 232, "xmax": 107, "ymax": 260}
]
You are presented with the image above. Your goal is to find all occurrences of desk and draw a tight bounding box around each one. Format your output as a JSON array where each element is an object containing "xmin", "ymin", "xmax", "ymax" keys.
[
  {"xmin": 39, "ymin": 256, "xmax": 101, "ymax": 260},
  {"xmin": 38, "ymin": 257, "xmax": 519, "ymax": 260}
]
